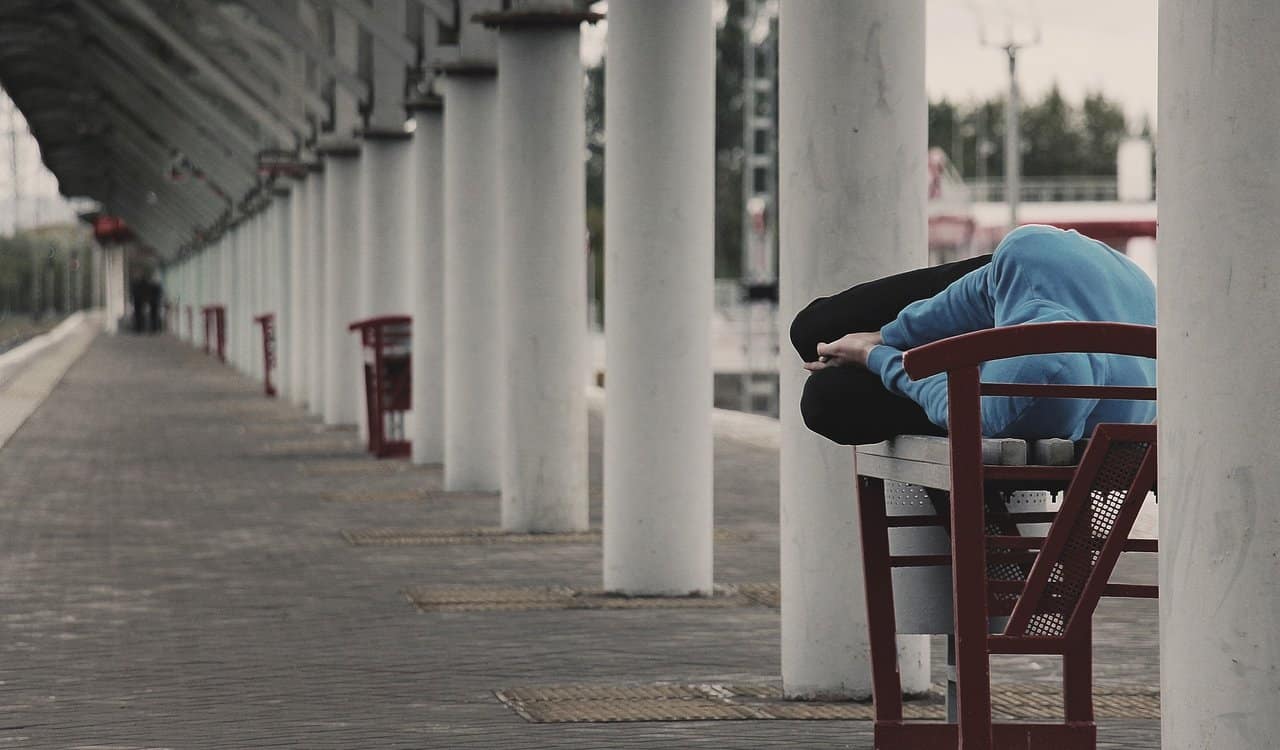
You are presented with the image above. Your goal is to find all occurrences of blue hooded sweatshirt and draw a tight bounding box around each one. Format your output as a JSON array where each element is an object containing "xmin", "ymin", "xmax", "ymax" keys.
[{"xmin": 864, "ymin": 225, "xmax": 1156, "ymax": 440}]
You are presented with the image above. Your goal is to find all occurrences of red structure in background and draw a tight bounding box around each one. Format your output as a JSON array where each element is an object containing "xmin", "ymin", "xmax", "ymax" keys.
[
  {"xmin": 254, "ymin": 313, "xmax": 277, "ymax": 397},
  {"xmin": 91, "ymin": 214, "xmax": 134, "ymax": 244},
  {"xmin": 856, "ymin": 322, "xmax": 1158, "ymax": 750},
  {"xmin": 201, "ymin": 305, "xmax": 226, "ymax": 363},
  {"xmin": 348, "ymin": 316, "xmax": 412, "ymax": 459}
]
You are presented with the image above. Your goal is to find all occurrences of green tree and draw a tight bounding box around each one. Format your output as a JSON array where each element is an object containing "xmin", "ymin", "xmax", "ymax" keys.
[
  {"xmin": 1020, "ymin": 84, "xmax": 1084, "ymax": 177},
  {"xmin": 715, "ymin": 0, "xmax": 747, "ymax": 280},
  {"xmin": 1080, "ymin": 91, "xmax": 1129, "ymax": 175},
  {"xmin": 584, "ymin": 60, "xmax": 604, "ymax": 325},
  {"xmin": 929, "ymin": 89, "xmax": 1132, "ymax": 180}
]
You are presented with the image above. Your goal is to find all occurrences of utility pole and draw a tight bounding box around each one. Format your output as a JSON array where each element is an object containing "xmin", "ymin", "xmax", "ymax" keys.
[
  {"xmin": 1002, "ymin": 42, "xmax": 1022, "ymax": 228},
  {"xmin": 978, "ymin": 10, "xmax": 1039, "ymax": 229}
]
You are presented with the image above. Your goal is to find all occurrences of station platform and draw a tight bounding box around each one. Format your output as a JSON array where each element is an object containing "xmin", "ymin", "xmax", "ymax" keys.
[{"xmin": 0, "ymin": 330, "xmax": 1160, "ymax": 748}]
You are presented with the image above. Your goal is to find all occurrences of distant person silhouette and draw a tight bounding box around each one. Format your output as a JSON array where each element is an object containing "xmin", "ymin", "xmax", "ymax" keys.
[
  {"xmin": 146, "ymin": 277, "xmax": 164, "ymax": 333},
  {"xmin": 129, "ymin": 273, "xmax": 149, "ymax": 334}
]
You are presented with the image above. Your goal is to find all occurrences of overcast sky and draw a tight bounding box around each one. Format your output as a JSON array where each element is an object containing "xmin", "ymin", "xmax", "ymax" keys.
[{"xmin": 583, "ymin": 0, "xmax": 1158, "ymax": 129}]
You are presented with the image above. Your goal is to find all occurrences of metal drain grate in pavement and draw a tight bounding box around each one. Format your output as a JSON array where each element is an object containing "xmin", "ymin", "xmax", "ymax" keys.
[
  {"xmin": 299, "ymin": 459, "xmax": 415, "ymax": 475},
  {"xmin": 348, "ymin": 528, "xmax": 597, "ymax": 545},
  {"xmin": 404, "ymin": 583, "xmax": 776, "ymax": 613},
  {"xmin": 324, "ymin": 488, "xmax": 471, "ymax": 503},
  {"xmin": 346, "ymin": 528, "xmax": 754, "ymax": 546},
  {"xmin": 239, "ymin": 423, "xmax": 320, "ymax": 436},
  {"xmin": 494, "ymin": 682, "xmax": 1160, "ymax": 723},
  {"xmin": 259, "ymin": 438, "xmax": 362, "ymax": 456}
]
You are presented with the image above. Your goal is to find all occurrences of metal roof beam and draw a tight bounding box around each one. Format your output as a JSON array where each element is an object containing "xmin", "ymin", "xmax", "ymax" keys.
[
  {"xmin": 102, "ymin": 158, "xmax": 223, "ymax": 229},
  {"xmin": 95, "ymin": 120, "xmax": 234, "ymax": 213},
  {"xmin": 108, "ymin": 0, "xmax": 298, "ymax": 145},
  {"xmin": 321, "ymin": 0, "xmax": 418, "ymax": 66},
  {"xmin": 77, "ymin": 0, "xmax": 264, "ymax": 156},
  {"xmin": 85, "ymin": 50, "xmax": 259, "ymax": 194},
  {"xmin": 173, "ymin": 2, "xmax": 313, "ymax": 135},
  {"xmin": 240, "ymin": 0, "xmax": 370, "ymax": 102},
  {"xmin": 201, "ymin": 3, "xmax": 327, "ymax": 118}
]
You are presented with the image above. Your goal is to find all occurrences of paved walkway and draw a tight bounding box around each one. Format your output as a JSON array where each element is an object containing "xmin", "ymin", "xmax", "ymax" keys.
[{"xmin": 0, "ymin": 332, "xmax": 1159, "ymax": 748}]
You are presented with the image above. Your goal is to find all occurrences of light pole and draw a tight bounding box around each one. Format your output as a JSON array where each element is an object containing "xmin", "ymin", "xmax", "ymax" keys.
[
  {"xmin": 978, "ymin": 10, "xmax": 1038, "ymax": 229},
  {"xmin": 1002, "ymin": 43, "xmax": 1022, "ymax": 228}
]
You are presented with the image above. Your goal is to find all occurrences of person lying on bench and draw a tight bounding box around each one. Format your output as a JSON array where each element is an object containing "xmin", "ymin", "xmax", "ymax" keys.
[{"xmin": 791, "ymin": 225, "xmax": 1156, "ymax": 445}]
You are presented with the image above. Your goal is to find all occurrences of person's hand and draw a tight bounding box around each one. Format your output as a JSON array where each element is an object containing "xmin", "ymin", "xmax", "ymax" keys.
[{"xmin": 803, "ymin": 332, "xmax": 883, "ymax": 372}]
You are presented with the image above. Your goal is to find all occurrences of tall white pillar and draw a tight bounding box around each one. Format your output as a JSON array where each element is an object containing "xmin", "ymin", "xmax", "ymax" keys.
[
  {"xmin": 272, "ymin": 191, "xmax": 292, "ymax": 398},
  {"xmin": 288, "ymin": 176, "xmax": 309, "ymax": 406},
  {"xmin": 306, "ymin": 167, "xmax": 327, "ymax": 416},
  {"xmin": 602, "ymin": 1, "xmax": 713, "ymax": 593},
  {"xmin": 356, "ymin": 133, "xmax": 413, "ymax": 438},
  {"xmin": 246, "ymin": 215, "xmax": 259, "ymax": 375},
  {"xmin": 229, "ymin": 226, "xmax": 244, "ymax": 370},
  {"xmin": 243, "ymin": 217, "xmax": 256, "ymax": 374},
  {"xmin": 289, "ymin": 176, "xmax": 308, "ymax": 401},
  {"xmin": 103, "ymin": 246, "xmax": 126, "ymax": 333},
  {"xmin": 441, "ymin": 72, "xmax": 502, "ymax": 491},
  {"xmin": 487, "ymin": 12, "xmax": 592, "ymax": 532},
  {"xmin": 778, "ymin": 0, "xmax": 930, "ymax": 699},
  {"xmin": 250, "ymin": 210, "xmax": 266, "ymax": 380},
  {"xmin": 1159, "ymin": 2, "xmax": 1280, "ymax": 747},
  {"xmin": 232, "ymin": 222, "xmax": 246, "ymax": 370},
  {"xmin": 321, "ymin": 147, "xmax": 362, "ymax": 426},
  {"xmin": 409, "ymin": 99, "xmax": 446, "ymax": 466}
]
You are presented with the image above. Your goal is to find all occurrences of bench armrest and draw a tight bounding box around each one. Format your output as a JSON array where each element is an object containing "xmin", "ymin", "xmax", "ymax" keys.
[{"xmin": 901, "ymin": 322, "xmax": 1156, "ymax": 380}]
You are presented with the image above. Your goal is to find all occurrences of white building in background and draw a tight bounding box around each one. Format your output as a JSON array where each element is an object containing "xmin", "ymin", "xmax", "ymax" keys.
[{"xmin": 0, "ymin": 91, "xmax": 92, "ymax": 234}]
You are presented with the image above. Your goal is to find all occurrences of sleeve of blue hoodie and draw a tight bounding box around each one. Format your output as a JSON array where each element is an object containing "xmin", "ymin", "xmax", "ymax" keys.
[{"xmin": 864, "ymin": 268, "xmax": 1098, "ymax": 439}]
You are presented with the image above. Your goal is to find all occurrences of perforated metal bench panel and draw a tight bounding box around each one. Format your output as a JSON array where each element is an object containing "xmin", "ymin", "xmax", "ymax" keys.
[{"xmin": 859, "ymin": 435, "xmax": 1077, "ymax": 635}]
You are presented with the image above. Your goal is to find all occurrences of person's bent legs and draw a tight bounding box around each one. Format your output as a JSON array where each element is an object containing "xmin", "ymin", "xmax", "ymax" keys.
[
  {"xmin": 801, "ymin": 365, "xmax": 944, "ymax": 444},
  {"xmin": 791, "ymin": 254, "xmax": 992, "ymax": 445}
]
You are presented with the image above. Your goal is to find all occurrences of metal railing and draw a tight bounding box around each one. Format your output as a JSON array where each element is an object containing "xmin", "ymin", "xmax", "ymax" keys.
[{"xmin": 965, "ymin": 176, "xmax": 1120, "ymax": 203}]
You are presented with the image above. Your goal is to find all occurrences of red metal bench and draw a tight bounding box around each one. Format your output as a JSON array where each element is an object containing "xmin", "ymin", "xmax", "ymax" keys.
[
  {"xmin": 253, "ymin": 312, "xmax": 277, "ymax": 397},
  {"xmin": 854, "ymin": 321, "xmax": 1157, "ymax": 750},
  {"xmin": 201, "ymin": 304, "xmax": 226, "ymax": 363},
  {"xmin": 348, "ymin": 316, "xmax": 412, "ymax": 458}
]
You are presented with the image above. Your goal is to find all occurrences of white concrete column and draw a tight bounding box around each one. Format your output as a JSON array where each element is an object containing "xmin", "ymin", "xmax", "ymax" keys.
[
  {"xmin": 488, "ymin": 14, "xmax": 591, "ymax": 532},
  {"xmin": 221, "ymin": 234, "xmax": 233, "ymax": 360},
  {"xmin": 288, "ymin": 175, "xmax": 310, "ymax": 407},
  {"xmin": 244, "ymin": 217, "xmax": 259, "ymax": 374},
  {"xmin": 103, "ymin": 246, "xmax": 126, "ymax": 333},
  {"xmin": 250, "ymin": 213, "xmax": 262, "ymax": 372},
  {"xmin": 91, "ymin": 243, "xmax": 104, "ymax": 311},
  {"xmin": 602, "ymin": 1, "xmax": 713, "ymax": 593},
  {"xmin": 321, "ymin": 146, "xmax": 362, "ymax": 426},
  {"xmin": 229, "ymin": 225, "xmax": 242, "ymax": 367},
  {"xmin": 409, "ymin": 100, "xmax": 446, "ymax": 466},
  {"xmin": 778, "ymin": 0, "xmax": 930, "ymax": 699},
  {"xmin": 272, "ymin": 192, "xmax": 291, "ymax": 397},
  {"xmin": 313, "ymin": 3, "xmax": 361, "ymax": 418},
  {"xmin": 355, "ymin": 1, "xmax": 411, "ymax": 442},
  {"xmin": 1159, "ymin": 2, "xmax": 1280, "ymax": 747},
  {"xmin": 259, "ymin": 206, "xmax": 274, "ymax": 380},
  {"xmin": 441, "ymin": 72, "xmax": 502, "ymax": 491},
  {"xmin": 229, "ymin": 226, "xmax": 244, "ymax": 369},
  {"xmin": 306, "ymin": 167, "xmax": 327, "ymax": 417},
  {"xmin": 199, "ymin": 246, "xmax": 211, "ymax": 343},
  {"xmin": 356, "ymin": 133, "xmax": 413, "ymax": 439},
  {"xmin": 251, "ymin": 211, "xmax": 266, "ymax": 380}
]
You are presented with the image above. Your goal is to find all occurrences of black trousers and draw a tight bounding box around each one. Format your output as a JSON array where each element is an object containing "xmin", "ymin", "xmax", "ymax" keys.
[{"xmin": 789, "ymin": 254, "xmax": 993, "ymax": 445}]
